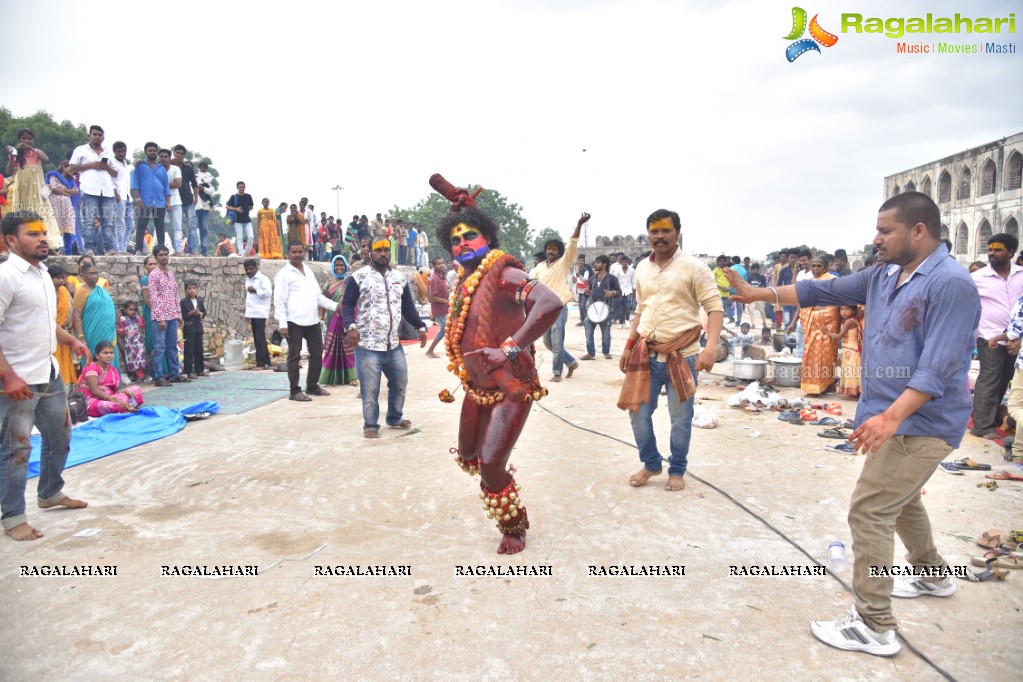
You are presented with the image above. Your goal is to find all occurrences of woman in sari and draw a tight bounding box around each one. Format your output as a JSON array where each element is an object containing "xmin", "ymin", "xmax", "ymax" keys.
[
  {"xmin": 256, "ymin": 197, "xmax": 283, "ymax": 258},
  {"xmin": 140, "ymin": 255, "xmax": 163, "ymax": 380},
  {"xmin": 830, "ymin": 305, "xmax": 864, "ymax": 399},
  {"xmin": 79, "ymin": 341, "xmax": 143, "ymax": 417},
  {"xmin": 47, "ymin": 265, "xmax": 79, "ymax": 387},
  {"xmin": 5, "ymin": 128, "xmax": 62, "ymax": 248},
  {"xmin": 45, "ymin": 160, "xmax": 80, "ymax": 254},
  {"xmin": 798, "ymin": 257, "xmax": 840, "ymax": 395},
  {"xmin": 72, "ymin": 262, "xmax": 121, "ymax": 381},
  {"xmin": 319, "ymin": 255, "xmax": 358, "ymax": 386},
  {"xmin": 66, "ymin": 255, "xmax": 110, "ymax": 295}
]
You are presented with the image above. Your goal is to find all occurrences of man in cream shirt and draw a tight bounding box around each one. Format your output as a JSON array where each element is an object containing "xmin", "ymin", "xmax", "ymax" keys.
[{"xmin": 529, "ymin": 212, "xmax": 589, "ymax": 382}]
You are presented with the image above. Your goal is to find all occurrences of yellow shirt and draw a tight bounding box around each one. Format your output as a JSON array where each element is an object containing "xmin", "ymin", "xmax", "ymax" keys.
[
  {"xmin": 529, "ymin": 237, "xmax": 578, "ymax": 304},
  {"xmin": 712, "ymin": 267, "xmax": 731, "ymax": 297},
  {"xmin": 635, "ymin": 248, "xmax": 723, "ymax": 357}
]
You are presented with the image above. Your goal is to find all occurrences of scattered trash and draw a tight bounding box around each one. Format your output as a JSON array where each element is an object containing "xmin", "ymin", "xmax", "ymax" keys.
[
  {"xmin": 746, "ymin": 604, "xmax": 763, "ymax": 611},
  {"xmin": 693, "ymin": 405, "xmax": 718, "ymax": 429},
  {"xmin": 73, "ymin": 528, "xmax": 101, "ymax": 537},
  {"xmin": 186, "ymin": 480, "xmax": 210, "ymax": 488},
  {"xmin": 587, "ymin": 643, "xmax": 596, "ymax": 649},
  {"xmin": 819, "ymin": 498, "xmax": 833, "ymax": 505},
  {"xmin": 813, "ymin": 464, "xmax": 830, "ymax": 469},
  {"xmin": 397, "ymin": 427, "xmax": 423, "ymax": 437},
  {"xmin": 751, "ymin": 431, "xmax": 761, "ymax": 438},
  {"xmin": 934, "ymin": 623, "xmax": 944, "ymax": 632},
  {"xmin": 977, "ymin": 481, "xmax": 998, "ymax": 491}
]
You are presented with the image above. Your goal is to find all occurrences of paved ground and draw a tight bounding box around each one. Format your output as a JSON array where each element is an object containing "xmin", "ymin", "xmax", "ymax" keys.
[{"xmin": 2, "ymin": 321, "xmax": 1021, "ymax": 681}]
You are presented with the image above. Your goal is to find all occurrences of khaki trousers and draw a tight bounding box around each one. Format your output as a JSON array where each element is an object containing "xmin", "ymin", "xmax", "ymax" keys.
[
  {"xmin": 1007, "ymin": 367, "xmax": 1023, "ymax": 457},
  {"xmin": 848, "ymin": 435, "xmax": 953, "ymax": 632}
]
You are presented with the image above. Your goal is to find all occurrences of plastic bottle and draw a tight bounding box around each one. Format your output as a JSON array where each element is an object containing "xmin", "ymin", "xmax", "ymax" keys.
[
  {"xmin": 280, "ymin": 338, "xmax": 289, "ymax": 355},
  {"xmin": 828, "ymin": 541, "xmax": 846, "ymax": 574}
]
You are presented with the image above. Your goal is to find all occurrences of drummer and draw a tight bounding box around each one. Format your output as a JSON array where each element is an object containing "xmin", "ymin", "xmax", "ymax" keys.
[{"xmin": 580, "ymin": 254, "xmax": 622, "ymax": 360}]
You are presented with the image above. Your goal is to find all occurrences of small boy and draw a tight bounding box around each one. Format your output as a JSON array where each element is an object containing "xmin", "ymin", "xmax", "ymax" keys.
[
  {"xmin": 180, "ymin": 280, "xmax": 207, "ymax": 379},
  {"xmin": 731, "ymin": 322, "xmax": 757, "ymax": 357}
]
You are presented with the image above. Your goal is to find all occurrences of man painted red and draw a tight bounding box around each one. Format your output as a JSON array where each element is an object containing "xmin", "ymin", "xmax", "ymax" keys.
[{"xmin": 431, "ymin": 174, "xmax": 572, "ymax": 554}]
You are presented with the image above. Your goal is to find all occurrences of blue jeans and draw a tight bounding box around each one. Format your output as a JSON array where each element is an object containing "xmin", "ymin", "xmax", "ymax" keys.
[
  {"xmin": 355, "ymin": 346, "xmax": 408, "ymax": 431},
  {"xmin": 196, "ymin": 209, "xmax": 210, "ymax": 255},
  {"xmin": 628, "ymin": 354, "xmax": 699, "ymax": 478},
  {"xmin": 434, "ymin": 314, "xmax": 446, "ymax": 342},
  {"xmin": 79, "ymin": 194, "xmax": 116, "ymax": 254},
  {"xmin": 152, "ymin": 319, "xmax": 181, "ymax": 380},
  {"xmin": 0, "ymin": 373, "xmax": 71, "ymax": 531},
  {"xmin": 584, "ymin": 315, "xmax": 612, "ymax": 356},
  {"xmin": 167, "ymin": 204, "xmax": 183, "ymax": 251},
  {"xmin": 181, "ymin": 204, "xmax": 198, "ymax": 254},
  {"xmin": 114, "ymin": 198, "xmax": 134, "ymax": 252},
  {"xmin": 541, "ymin": 304, "xmax": 576, "ymax": 375}
]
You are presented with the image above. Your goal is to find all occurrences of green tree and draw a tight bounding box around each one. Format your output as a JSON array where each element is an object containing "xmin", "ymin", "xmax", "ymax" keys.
[
  {"xmin": 390, "ymin": 186, "xmax": 534, "ymax": 262},
  {"xmin": 0, "ymin": 107, "xmax": 87, "ymax": 172}
]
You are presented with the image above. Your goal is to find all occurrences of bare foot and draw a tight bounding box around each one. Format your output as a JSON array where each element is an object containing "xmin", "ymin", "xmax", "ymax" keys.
[
  {"xmin": 550, "ymin": 375, "xmax": 562, "ymax": 383},
  {"xmin": 665, "ymin": 475, "xmax": 686, "ymax": 492},
  {"xmin": 425, "ymin": 351, "xmax": 439, "ymax": 358},
  {"xmin": 497, "ymin": 533, "xmax": 526, "ymax": 554},
  {"xmin": 629, "ymin": 468, "xmax": 661, "ymax": 487},
  {"xmin": 5, "ymin": 522, "xmax": 44, "ymax": 541},
  {"xmin": 38, "ymin": 496, "xmax": 88, "ymax": 510},
  {"xmin": 566, "ymin": 361, "xmax": 579, "ymax": 378}
]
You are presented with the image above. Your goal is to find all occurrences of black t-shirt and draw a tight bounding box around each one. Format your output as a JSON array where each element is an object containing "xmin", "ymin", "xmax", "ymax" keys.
[
  {"xmin": 178, "ymin": 163, "xmax": 197, "ymax": 206},
  {"xmin": 228, "ymin": 193, "xmax": 255, "ymax": 222},
  {"xmin": 748, "ymin": 273, "xmax": 767, "ymax": 288}
]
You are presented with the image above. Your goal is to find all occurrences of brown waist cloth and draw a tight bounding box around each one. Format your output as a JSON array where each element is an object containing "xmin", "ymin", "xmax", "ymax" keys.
[{"xmin": 617, "ymin": 327, "xmax": 702, "ymax": 413}]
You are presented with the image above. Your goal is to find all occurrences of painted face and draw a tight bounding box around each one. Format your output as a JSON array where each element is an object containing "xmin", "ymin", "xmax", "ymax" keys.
[{"xmin": 449, "ymin": 223, "xmax": 489, "ymax": 264}]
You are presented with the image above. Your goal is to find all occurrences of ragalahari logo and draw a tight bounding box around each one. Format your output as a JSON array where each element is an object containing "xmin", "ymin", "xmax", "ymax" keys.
[{"xmin": 784, "ymin": 7, "xmax": 839, "ymax": 61}]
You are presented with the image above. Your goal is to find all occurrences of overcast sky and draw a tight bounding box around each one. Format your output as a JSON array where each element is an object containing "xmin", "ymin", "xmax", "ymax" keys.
[{"xmin": 7, "ymin": 0, "xmax": 1020, "ymax": 258}]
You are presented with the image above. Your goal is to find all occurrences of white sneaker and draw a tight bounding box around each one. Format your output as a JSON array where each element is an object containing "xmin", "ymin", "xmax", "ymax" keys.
[
  {"xmin": 891, "ymin": 576, "xmax": 957, "ymax": 599},
  {"xmin": 810, "ymin": 607, "xmax": 901, "ymax": 656}
]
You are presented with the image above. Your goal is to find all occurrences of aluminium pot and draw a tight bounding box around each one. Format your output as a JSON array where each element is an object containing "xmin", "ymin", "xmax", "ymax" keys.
[
  {"xmin": 770, "ymin": 357, "xmax": 802, "ymax": 387},
  {"xmin": 731, "ymin": 359, "xmax": 767, "ymax": 381}
]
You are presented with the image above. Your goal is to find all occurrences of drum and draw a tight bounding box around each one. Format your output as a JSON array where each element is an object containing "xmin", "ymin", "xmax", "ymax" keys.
[{"xmin": 586, "ymin": 300, "xmax": 610, "ymax": 323}]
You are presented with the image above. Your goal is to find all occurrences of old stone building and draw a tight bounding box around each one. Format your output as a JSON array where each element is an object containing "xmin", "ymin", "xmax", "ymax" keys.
[{"xmin": 884, "ymin": 132, "xmax": 1023, "ymax": 263}]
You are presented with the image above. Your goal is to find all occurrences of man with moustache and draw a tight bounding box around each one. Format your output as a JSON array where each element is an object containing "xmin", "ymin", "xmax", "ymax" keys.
[
  {"xmin": 274, "ymin": 241, "xmax": 339, "ymax": 402},
  {"xmin": 0, "ymin": 211, "xmax": 91, "ymax": 541},
  {"xmin": 130, "ymin": 142, "xmax": 171, "ymax": 255},
  {"xmin": 429, "ymin": 175, "xmax": 564, "ymax": 554},
  {"xmin": 580, "ymin": 254, "xmax": 621, "ymax": 360},
  {"xmin": 341, "ymin": 237, "xmax": 427, "ymax": 437},
  {"xmin": 726, "ymin": 192, "xmax": 980, "ymax": 657},
  {"xmin": 160, "ymin": 149, "xmax": 183, "ymax": 252},
  {"xmin": 969, "ymin": 232, "xmax": 1023, "ymax": 438},
  {"xmin": 618, "ymin": 209, "xmax": 722, "ymax": 493},
  {"xmin": 68, "ymin": 125, "xmax": 118, "ymax": 255},
  {"xmin": 171, "ymin": 145, "xmax": 199, "ymax": 254},
  {"xmin": 529, "ymin": 214, "xmax": 590, "ymax": 382},
  {"xmin": 109, "ymin": 141, "xmax": 134, "ymax": 253}
]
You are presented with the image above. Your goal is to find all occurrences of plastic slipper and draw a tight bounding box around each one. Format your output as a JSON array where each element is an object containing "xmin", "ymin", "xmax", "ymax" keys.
[
  {"xmin": 938, "ymin": 462, "xmax": 964, "ymax": 475},
  {"xmin": 739, "ymin": 404, "xmax": 762, "ymax": 415},
  {"xmin": 971, "ymin": 553, "xmax": 1022, "ymax": 570},
  {"xmin": 984, "ymin": 470, "xmax": 1023, "ymax": 481},
  {"xmin": 825, "ymin": 443, "xmax": 856, "ymax": 454},
  {"xmin": 960, "ymin": 566, "xmax": 1009, "ymax": 582},
  {"xmin": 777, "ymin": 412, "xmax": 803, "ymax": 425},
  {"xmin": 976, "ymin": 529, "xmax": 1007, "ymax": 549},
  {"xmin": 818, "ymin": 428, "xmax": 850, "ymax": 439},
  {"xmin": 824, "ymin": 403, "xmax": 843, "ymax": 416},
  {"xmin": 843, "ymin": 419, "xmax": 856, "ymax": 429},
  {"xmin": 954, "ymin": 457, "xmax": 992, "ymax": 471},
  {"xmin": 799, "ymin": 408, "xmax": 818, "ymax": 421},
  {"xmin": 183, "ymin": 412, "xmax": 211, "ymax": 422},
  {"xmin": 809, "ymin": 417, "xmax": 840, "ymax": 426}
]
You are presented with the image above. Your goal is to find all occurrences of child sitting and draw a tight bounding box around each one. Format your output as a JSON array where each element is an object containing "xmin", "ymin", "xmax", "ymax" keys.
[
  {"xmin": 731, "ymin": 322, "xmax": 757, "ymax": 357},
  {"xmin": 180, "ymin": 280, "xmax": 208, "ymax": 379}
]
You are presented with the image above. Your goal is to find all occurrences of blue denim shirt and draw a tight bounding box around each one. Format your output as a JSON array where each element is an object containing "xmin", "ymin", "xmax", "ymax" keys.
[
  {"xmin": 130, "ymin": 162, "xmax": 170, "ymax": 208},
  {"xmin": 796, "ymin": 244, "xmax": 980, "ymax": 447},
  {"xmin": 1004, "ymin": 293, "xmax": 1023, "ymax": 370}
]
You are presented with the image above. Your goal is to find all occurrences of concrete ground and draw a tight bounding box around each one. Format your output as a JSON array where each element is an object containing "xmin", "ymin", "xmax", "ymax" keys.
[{"xmin": 2, "ymin": 319, "xmax": 1021, "ymax": 681}]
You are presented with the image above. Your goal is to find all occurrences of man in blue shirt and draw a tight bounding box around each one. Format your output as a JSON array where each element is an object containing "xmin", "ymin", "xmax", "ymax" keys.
[
  {"xmin": 129, "ymin": 142, "xmax": 170, "ymax": 255},
  {"xmin": 727, "ymin": 192, "xmax": 980, "ymax": 658}
]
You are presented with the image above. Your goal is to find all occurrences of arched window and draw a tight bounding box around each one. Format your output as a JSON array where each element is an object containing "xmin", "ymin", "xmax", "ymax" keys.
[
  {"xmin": 1006, "ymin": 151, "xmax": 1022, "ymax": 191},
  {"xmin": 940, "ymin": 223, "xmax": 949, "ymax": 241},
  {"xmin": 980, "ymin": 159, "xmax": 997, "ymax": 195},
  {"xmin": 892, "ymin": 183, "xmax": 901, "ymax": 196},
  {"xmin": 921, "ymin": 175, "xmax": 932, "ymax": 198},
  {"xmin": 975, "ymin": 219, "xmax": 992, "ymax": 258},
  {"xmin": 905, "ymin": 180, "xmax": 916, "ymax": 193},
  {"xmin": 1004, "ymin": 217, "xmax": 1020, "ymax": 242},
  {"xmin": 955, "ymin": 222, "xmax": 969, "ymax": 255},
  {"xmin": 938, "ymin": 171, "xmax": 952, "ymax": 202},
  {"xmin": 958, "ymin": 166, "xmax": 972, "ymax": 200}
]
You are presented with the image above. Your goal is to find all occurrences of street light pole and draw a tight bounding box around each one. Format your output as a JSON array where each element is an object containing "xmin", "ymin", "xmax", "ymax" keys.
[{"xmin": 332, "ymin": 185, "xmax": 344, "ymax": 219}]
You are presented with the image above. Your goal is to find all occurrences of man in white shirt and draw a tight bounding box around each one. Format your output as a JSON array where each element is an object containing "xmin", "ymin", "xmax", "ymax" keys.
[
  {"xmin": 109, "ymin": 141, "xmax": 134, "ymax": 253},
  {"xmin": 274, "ymin": 240, "xmax": 341, "ymax": 401},
  {"xmin": 0, "ymin": 211, "xmax": 91, "ymax": 541},
  {"xmin": 244, "ymin": 259, "xmax": 273, "ymax": 369},
  {"xmin": 417, "ymin": 226, "xmax": 430, "ymax": 268},
  {"xmin": 195, "ymin": 162, "xmax": 214, "ymax": 256},
  {"xmin": 616, "ymin": 256, "xmax": 636, "ymax": 328},
  {"xmin": 67, "ymin": 125, "xmax": 118, "ymax": 254},
  {"xmin": 161, "ymin": 149, "xmax": 183, "ymax": 252}
]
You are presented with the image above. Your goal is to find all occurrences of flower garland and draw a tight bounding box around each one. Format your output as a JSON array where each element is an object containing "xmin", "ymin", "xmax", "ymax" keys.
[{"xmin": 439, "ymin": 249, "xmax": 506, "ymax": 402}]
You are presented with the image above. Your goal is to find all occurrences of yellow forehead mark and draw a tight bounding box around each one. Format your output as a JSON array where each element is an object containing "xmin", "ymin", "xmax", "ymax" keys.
[
  {"xmin": 450, "ymin": 223, "xmax": 474, "ymax": 240},
  {"xmin": 989, "ymin": 242, "xmax": 1007, "ymax": 251},
  {"xmin": 24, "ymin": 220, "xmax": 46, "ymax": 233},
  {"xmin": 648, "ymin": 218, "xmax": 674, "ymax": 232},
  {"xmin": 372, "ymin": 239, "xmax": 391, "ymax": 250}
]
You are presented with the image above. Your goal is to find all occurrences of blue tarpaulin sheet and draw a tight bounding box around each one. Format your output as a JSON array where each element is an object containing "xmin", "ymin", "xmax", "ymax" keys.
[{"xmin": 28, "ymin": 401, "xmax": 219, "ymax": 478}]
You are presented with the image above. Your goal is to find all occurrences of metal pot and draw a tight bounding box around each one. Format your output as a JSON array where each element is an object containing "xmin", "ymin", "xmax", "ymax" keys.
[
  {"xmin": 731, "ymin": 359, "xmax": 767, "ymax": 381},
  {"xmin": 772, "ymin": 332, "xmax": 787, "ymax": 353},
  {"xmin": 770, "ymin": 357, "xmax": 802, "ymax": 387}
]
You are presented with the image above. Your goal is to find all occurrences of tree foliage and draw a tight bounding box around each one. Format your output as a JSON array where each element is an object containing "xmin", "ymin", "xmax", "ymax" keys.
[
  {"xmin": 390, "ymin": 186, "xmax": 534, "ymax": 262},
  {"xmin": 0, "ymin": 107, "xmax": 87, "ymax": 172}
]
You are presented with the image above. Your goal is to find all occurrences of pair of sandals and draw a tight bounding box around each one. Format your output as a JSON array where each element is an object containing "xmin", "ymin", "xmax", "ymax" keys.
[{"xmin": 938, "ymin": 457, "xmax": 992, "ymax": 475}]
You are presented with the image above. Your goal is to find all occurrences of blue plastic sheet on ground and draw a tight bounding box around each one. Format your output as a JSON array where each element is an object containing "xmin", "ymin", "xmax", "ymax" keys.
[{"xmin": 28, "ymin": 401, "xmax": 220, "ymax": 478}]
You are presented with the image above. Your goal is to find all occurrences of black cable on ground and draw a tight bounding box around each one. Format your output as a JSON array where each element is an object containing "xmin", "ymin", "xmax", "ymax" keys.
[{"xmin": 534, "ymin": 401, "xmax": 958, "ymax": 682}]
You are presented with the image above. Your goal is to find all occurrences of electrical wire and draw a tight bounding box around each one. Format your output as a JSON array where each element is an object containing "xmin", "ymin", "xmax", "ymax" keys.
[{"xmin": 534, "ymin": 401, "xmax": 959, "ymax": 681}]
